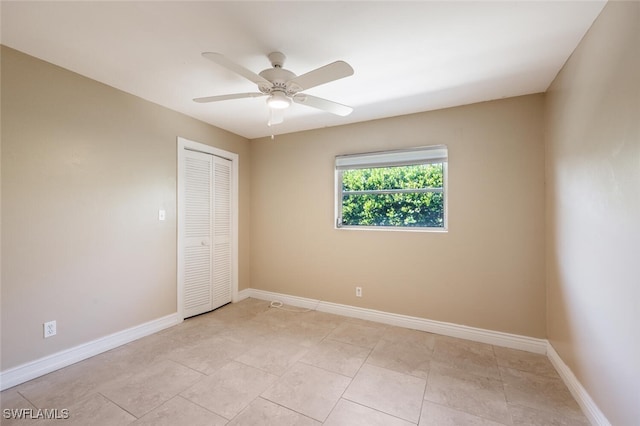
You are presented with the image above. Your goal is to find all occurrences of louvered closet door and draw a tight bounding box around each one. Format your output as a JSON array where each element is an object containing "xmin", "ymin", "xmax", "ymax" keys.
[
  {"xmin": 211, "ymin": 155, "xmax": 232, "ymax": 310},
  {"xmin": 182, "ymin": 150, "xmax": 232, "ymax": 318}
]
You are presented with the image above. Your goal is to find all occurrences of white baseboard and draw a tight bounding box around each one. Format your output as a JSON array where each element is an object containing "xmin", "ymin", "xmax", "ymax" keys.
[
  {"xmin": 236, "ymin": 288, "xmax": 252, "ymax": 302},
  {"xmin": 547, "ymin": 343, "xmax": 611, "ymax": 426},
  {"xmin": 0, "ymin": 313, "xmax": 180, "ymax": 391},
  {"xmin": 244, "ymin": 288, "xmax": 547, "ymax": 354}
]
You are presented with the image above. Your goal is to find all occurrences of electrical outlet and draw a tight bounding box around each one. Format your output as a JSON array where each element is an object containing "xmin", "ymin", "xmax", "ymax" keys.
[
  {"xmin": 44, "ymin": 320, "xmax": 56, "ymax": 338},
  {"xmin": 355, "ymin": 286, "xmax": 362, "ymax": 297}
]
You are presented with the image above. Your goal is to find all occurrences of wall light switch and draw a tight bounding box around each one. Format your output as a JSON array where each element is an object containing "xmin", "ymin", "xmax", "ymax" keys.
[{"xmin": 159, "ymin": 210, "xmax": 166, "ymax": 221}]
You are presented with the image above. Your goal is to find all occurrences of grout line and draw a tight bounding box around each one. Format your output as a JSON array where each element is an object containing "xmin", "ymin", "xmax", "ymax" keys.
[
  {"xmin": 15, "ymin": 390, "xmax": 39, "ymax": 410},
  {"xmin": 97, "ymin": 391, "xmax": 139, "ymax": 420}
]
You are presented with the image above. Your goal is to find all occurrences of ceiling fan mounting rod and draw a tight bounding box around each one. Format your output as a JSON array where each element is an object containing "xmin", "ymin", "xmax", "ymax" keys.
[{"xmin": 268, "ymin": 52, "xmax": 286, "ymax": 68}]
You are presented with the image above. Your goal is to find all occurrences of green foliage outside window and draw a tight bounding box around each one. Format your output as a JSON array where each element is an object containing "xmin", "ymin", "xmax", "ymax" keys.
[{"xmin": 340, "ymin": 164, "xmax": 444, "ymax": 228}]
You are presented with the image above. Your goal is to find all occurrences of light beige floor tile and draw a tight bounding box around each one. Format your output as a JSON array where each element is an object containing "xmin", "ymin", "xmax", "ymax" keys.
[
  {"xmin": 343, "ymin": 317, "xmax": 389, "ymax": 329},
  {"xmin": 343, "ymin": 363, "xmax": 426, "ymax": 423},
  {"xmin": 216, "ymin": 321, "xmax": 274, "ymax": 346},
  {"xmin": 131, "ymin": 395, "xmax": 227, "ymax": 426},
  {"xmin": 207, "ymin": 299, "xmax": 270, "ymax": 322},
  {"xmin": 63, "ymin": 333, "xmax": 179, "ymax": 392},
  {"xmin": 234, "ymin": 336, "xmax": 308, "ymax": 375},
  {"xmin": 0, "ymin": 389, "xmax": 39, "ymax": 426},
  {"xmin": 0, "ymin": 388, "xmax": 36, "ymax": 410},
  {"xmin": 302, "ymin": 310, "xmax": 346, "ymax": 329},
  {"xmin": 250, "ymin": 308, "xmax": 338, "ymax": 347},
  {"xmin": 252, "ymin": 305, "xmax": 313, "ymax": 326},
  {"xmin": 419, "ymin": 400, "xmax": 508, "ymax": 426},
  {"xmin": 240, "ymin": 318, "xmax": 295, "ymax": 340},
  {"xmin": 4, "ymin": 300, "xmax": 587, "ymax": 426},
  {"xmin": 324, "ymin": 399, "xmax": 415, "ymax": 426},
  {"xmin": 261, "ymin": 362, "xmax": 351, "ymax": 422},
  {"xmin": 242, "ymin": 321, "xmax": 289, "ymax": 339},
  {"xmin": 367, "ymin": 338, "xmax": 432, "ymax": 379},
  {"xmin": 157, "ymin": 316, "xmax": 226, "ymax": 344},
  {"xmin": 0, "ymin": 411, "xmax": 39, "ymax": 426},
  {"xmin": 116, "ymin": 331, "xmax": 181, "ymax": 366},
  {"xmin": 432, "ymin": 336, "xmax": 500, "ymax": 379},
  {"xmin": 493, "ymin": 347, "xmax": 559, "ymax": 378},
  {"xmin": 326, "ymin": 321, "xmax": 385, "ymax": 349},
  {"xmin": 424, "ymin": 362, "xmax": 511, "ymax": 425},
  {"xmin": 508, "ymin": 403, "xmax": 590, "ymax": 425},
  {"xmin": 275, "ymin": 320, "xmax": 336, "ymax": 348},
  {"xmin": 381, "ymin": 326, "xmax": 436, "ymax": 349},
  {"xmin": 180, "ymin": 360, "xmax": 278, "ymax": 420},
  {"xmin": 15, "ymin": 358, "xmax": 121, "ymax": 410},
  {"xmin": 182, "ymin": 309, "xmax": 228, "ymax": 327},
  {"xmin": 300, "ymin": 339, "xmax": 371, "ymax": 377},
  {"xmin": 80, "ymin": 343, "xmax": 157, "ymax": 380},
  {"xmin": 15, "ymin": 342, "xmax": 153, "ymax": 409},
  {"xmin": 230, "ymin": 298, "xmax": 272, "ymax": 314},
  {"xmin": 100, "ymin": 359, "xmax": 202, "ymax": 418},
  {"xmin": 166, "ymin": 335, "xmax": 246, "ymax": 375},
  {"xmin": 500, "ymin": 367, "xmax": 585, "ymax": 420},
  {"xmin": 39, "ymin": 393, "xmax": 135, "ymax": 426},
  {"xmin": 227, "ymin": 397, "xmax": 320, "ymax": 426}
]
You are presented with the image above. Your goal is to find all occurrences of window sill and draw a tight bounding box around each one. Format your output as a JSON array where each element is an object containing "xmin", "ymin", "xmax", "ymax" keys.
[{"xmin": 335, "ymin": 225, "xmax": 448, "ymax": 233}]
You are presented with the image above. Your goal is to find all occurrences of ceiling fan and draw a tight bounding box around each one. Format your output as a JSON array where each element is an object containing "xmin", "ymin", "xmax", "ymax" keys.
[{"xmin": 194, "ymin": 52, "xmax": 354, "ymax": 126}]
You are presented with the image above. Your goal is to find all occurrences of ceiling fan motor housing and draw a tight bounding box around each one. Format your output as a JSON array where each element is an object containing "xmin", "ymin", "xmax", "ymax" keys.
[{"xmin": 259, "ymin": 67, "xmax": 297, "ymax": 95}]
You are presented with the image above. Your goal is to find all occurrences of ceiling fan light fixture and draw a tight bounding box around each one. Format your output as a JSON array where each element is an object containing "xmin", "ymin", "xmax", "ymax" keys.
[{"xmin": 267, "ymin": 91, "xmax": 291, "ymax": 109}]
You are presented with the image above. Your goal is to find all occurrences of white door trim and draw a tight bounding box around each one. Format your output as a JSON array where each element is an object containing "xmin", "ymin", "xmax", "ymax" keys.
[{"xmin": 177, "ymin": 137, "xmax": 239, "ymax": 320}]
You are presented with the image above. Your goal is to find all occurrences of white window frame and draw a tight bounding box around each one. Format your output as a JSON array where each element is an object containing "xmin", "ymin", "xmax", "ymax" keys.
[{"xmin": 335, "ymin": 145, "xmax": 448, "ymax": 232}]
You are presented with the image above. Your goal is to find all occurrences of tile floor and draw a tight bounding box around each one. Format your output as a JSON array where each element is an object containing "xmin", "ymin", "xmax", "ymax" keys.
[{"xmin": 1, "ymin": 298, "xmax": 590, "ymax": 425}]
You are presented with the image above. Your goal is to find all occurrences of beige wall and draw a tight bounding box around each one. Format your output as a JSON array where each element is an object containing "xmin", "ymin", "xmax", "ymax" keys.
[
  {"xmin": 545, "ymin": 2, "xmax": 640, "ymax": 424},
  {"xmin": 250, "ymin": 95, "xmax": 546, "ymax": 338},
  {"xmin": 0, "ymin": 46, "xmax": 251, "ymax": 370}
]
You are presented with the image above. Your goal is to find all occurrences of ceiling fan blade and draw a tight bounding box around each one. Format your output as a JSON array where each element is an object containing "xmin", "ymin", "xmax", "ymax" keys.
[
  {"xmin": 292, "ymin": 94, "xmax": 353, "ymax": 116},
  {"xmin": 268, "ymin": 108, "xmax": 284, "ymax": 126},
  {"xmin": 288, "ymin": 61, "xmax": 354, "ymax": 92},
  {"xmin": 202, "ymin": 52, "xmax": 271, "ymax": 86},
  {"xmin": 193, "ymin": 92, "xmax": 265, "ymax": 103}
]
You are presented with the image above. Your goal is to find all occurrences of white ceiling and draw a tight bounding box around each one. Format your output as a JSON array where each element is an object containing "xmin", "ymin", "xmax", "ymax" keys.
[{"xmin": 1, "ymin": 1, "xmax": 606, "ymax": 140}]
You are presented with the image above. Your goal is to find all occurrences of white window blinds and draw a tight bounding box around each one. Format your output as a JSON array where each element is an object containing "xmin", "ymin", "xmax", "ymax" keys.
[{"xmin": 336, "ymin": 145, "xmax": 447, "ymax": 170}]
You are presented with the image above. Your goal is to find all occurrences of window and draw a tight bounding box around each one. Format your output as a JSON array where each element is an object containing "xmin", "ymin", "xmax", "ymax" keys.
[{"xmin": 335, "ymin": 146, "xmax": 447, "ymax": 230}]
